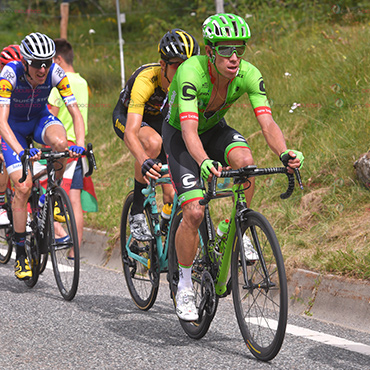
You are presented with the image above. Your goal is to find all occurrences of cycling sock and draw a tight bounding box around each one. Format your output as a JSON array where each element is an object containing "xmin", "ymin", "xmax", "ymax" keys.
[
  {"xmin": 0, "ymin": 191, "xmax": 5, "ymax": 206},
  {"xmin": 131, "ymin": 180, "xmax": 146, "ymax": 215},
  {"xmin": 177, "ymin": 263, "xmax": 193, "ymax": 291},
  {"xmin": 14, "ymin": 232, "xmax": 27, "ymax": 258}
]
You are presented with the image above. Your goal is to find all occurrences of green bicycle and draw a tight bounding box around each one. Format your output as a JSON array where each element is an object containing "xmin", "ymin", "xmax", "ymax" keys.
[{"xmin": 167, "ymin": 164, "xmax": 302, "ymax": 361}]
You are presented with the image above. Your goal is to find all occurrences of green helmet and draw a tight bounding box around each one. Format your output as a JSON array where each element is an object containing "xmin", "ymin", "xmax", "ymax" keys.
[{"xmin": 202, "ymin": 13, "xmax": 251, "ymax": 45}]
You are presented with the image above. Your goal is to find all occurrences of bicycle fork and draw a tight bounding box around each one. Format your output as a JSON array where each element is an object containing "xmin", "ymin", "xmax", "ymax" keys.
[{"xmin": 237, "ymin": 208, "xmax": 275, "ymax": 292}]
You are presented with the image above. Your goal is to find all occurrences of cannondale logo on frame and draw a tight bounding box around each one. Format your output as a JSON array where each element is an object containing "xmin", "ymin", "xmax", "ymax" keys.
[{"xmin": 181, "ymin": 173, "xmax": 197, "ymax": 189}]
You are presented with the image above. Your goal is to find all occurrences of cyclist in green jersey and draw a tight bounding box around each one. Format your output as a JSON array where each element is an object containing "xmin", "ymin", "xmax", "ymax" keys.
[{"xmin": 162, "ymin": 13, "xmax": 304, "ymax": 321}]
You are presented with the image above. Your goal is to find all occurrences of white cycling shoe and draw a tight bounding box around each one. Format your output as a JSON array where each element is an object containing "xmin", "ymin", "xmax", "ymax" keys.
[
  {"xmin": 175, "ymin": 288, "xmax": 199, "ymax": 321},
  {"xmin": 243, "ymin": 235, "xmax": 259, "ymax": 262}
]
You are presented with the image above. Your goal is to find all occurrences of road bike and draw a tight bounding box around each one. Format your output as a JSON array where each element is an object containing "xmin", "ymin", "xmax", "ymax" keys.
[
  {"xmin": 167, "ymin": 164, "xmax": 302, "ymax": 361},
  {"xmin": 12, "ymin": 143, "xmax": 96, "ymax": 300}
]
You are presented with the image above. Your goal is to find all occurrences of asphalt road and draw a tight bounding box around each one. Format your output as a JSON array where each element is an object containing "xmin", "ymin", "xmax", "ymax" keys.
[{"xmin": 1, "ymin": 260, "xmax": 369, "ymax": 370}]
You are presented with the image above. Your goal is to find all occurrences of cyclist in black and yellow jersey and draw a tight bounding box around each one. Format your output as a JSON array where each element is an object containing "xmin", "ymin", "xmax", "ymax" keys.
[{"xmin": 113, "ymin": 29, "xmax": 199, "ymax": 241}]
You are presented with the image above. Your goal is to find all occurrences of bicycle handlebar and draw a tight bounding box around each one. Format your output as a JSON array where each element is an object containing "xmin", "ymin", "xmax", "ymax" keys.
[
  {"xmin": 199, "ymin": 165, "xmax": 303, "ymax": 206},
  {"xmin": 19, "ymin": 143, "xmax": 97, "ymax": 183}
]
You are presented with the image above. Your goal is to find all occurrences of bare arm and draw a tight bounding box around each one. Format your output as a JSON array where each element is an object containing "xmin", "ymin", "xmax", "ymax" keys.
[
  {"xmin": 181, "ymin": 119, "xmax": 221, "ymax": 177},
  {"xmin": 257, "ymin": 114, "xmax": 301, "ymax": 169},
  {"xmin": 66, "ymin": 103, "xmax": 85, "ymax": 148},
  {"xmin": 124, "ymin": 113, "xmax": 150, "ymax": 166}
]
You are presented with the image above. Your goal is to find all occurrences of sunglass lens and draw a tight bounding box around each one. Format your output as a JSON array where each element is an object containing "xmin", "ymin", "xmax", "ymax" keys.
[{"xmin": 31, "ymin": 59, "xmax": 52, "ymax": 69}]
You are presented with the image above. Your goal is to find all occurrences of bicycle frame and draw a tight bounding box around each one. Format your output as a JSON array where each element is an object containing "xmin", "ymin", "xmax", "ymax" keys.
[
  {"xmin": 201, "ymin": 165, "xmax": 298, "ymax": 296},
  {"xmin": 124, "ymin": 165, "xmax": 178, "ymax": 272}
]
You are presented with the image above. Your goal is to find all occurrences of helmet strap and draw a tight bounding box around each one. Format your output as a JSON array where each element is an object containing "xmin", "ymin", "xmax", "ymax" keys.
[
  {"xmin": 23, "ymin": 60, "xmax": 33, "ymax": 80},
  {"xmin": 164, "ymin": 63, "xmax": 171, "ymax": 85}
]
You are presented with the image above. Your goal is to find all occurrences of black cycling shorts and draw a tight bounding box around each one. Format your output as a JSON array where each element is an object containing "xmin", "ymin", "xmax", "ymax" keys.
[
  {"xmin": 112, "ymin": 98, "xmax": 167, "ymax": 163},
  {"xmin": 162, "ymin": 118, "xmax": 250, "ymax": 205}
]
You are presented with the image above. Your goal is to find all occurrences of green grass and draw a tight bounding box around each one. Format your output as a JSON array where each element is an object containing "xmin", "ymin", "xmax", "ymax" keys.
[{"xmin": 1, "ymin": 1, "xmax": 370, "ymax": 280}]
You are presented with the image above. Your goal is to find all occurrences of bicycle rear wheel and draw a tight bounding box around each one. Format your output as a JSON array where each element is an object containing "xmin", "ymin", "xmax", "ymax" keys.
[
  {"xmin": 168, "ymin": 206, "xmax": 217, "ymax": 339},
  {"xmin": 231, "ymin": 211, "xmax": 288, "ymax": 362},
  {"xmin": 0, "ymin": 226, "xmax": 13, "ymax": 264},
  {"xmin": 120, "ymin": 191, "xmax": 159, "ymax": 310},
  {"xmin": 0, "ymin": 189, "xmax": 13, "ymax": 264},
  {"xmin": 49, "ymin": 187, "xmax": 80, "ymax": 301}
]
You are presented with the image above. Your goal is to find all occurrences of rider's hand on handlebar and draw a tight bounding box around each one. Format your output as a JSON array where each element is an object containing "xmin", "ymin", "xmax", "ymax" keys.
[
  {"xmin": 279, "ymin": 149, "xmax": 304, "ymax": 174},
  {"xmin": 19, "ymin": 148, "xmax": 41, "ymax": 162},
  {"xmin": 69, "ymin": 145, "xmax": 85, "ymax": 157},
  {"xmin": 141, "ymin": 158, "xmax": 162, "ymax": 183},
  {"xmin": 200, "ymin": 159, "xmax": 222, "ymax": 182}
]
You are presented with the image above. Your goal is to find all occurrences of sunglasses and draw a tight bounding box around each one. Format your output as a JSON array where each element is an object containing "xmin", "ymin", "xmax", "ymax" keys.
[
  {"xmin": 166, "ymin": 60, "xmax": 183, "ymax": 69},
  {"xmin": 213, "ymin": 45, "xmax": 246, "ymax": 58},
  {"xmin": 28, "ymin": 59, "xmax": 53, "ymax": 69}
]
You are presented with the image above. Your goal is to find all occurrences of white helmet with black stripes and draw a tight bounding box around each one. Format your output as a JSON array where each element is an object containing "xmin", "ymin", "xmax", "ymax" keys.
[{"xmin": 20, "ymin": 32, "xmax": 55, "ymax": 61}]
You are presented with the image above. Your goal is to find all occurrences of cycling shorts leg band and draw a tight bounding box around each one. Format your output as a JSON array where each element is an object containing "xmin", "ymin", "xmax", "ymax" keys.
[{"xmin": 225, "ymin": 142, "xmax": 251, "ymax": 166}]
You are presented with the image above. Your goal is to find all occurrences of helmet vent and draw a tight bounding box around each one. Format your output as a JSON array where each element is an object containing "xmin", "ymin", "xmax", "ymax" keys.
[{"xmin": 231, "ymin": 20, "xmax": 239, "ymax": 37}]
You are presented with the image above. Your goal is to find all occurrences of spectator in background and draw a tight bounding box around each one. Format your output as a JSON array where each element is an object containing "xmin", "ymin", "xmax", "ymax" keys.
[
  {"xmin": 0, "ymin": 45, "xmax": 23, "ymax": 225},
  {"xmin": 48, "ymin": 38, "xmax": 97, "ymax": 258}
]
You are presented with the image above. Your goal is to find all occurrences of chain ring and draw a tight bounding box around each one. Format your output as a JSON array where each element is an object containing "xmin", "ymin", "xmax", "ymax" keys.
[{"xmin": 200, "ymin": 270, "xmax": 216, "ymax": 316}]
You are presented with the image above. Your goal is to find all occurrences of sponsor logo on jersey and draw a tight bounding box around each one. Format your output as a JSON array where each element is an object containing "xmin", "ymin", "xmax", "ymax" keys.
[
  {"xmin": 181, "ymin": 82, "xmax": 196, "ymax": 101},
  {"xmin": 254, "ymin": 106, "xmax": 272, "ymax": 116},
  {"xmin": 179, "ymin": 112, "xmax": 198, "ymax": 122}
]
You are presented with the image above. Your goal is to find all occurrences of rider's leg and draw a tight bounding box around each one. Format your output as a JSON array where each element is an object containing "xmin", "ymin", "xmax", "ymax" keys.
[
  {"xmin": 132, "ymin": 125, "xmax": 163, "ymax": 214},
  {"xmin": 227, "ymin": 146, "xmax": 255, "ymax": 207},
  {"xmin": 9, "ymin": 169, "xmax": 32, "ymax": 279},
  {"xmin": 175, "ymin": 200, "xmax": 205, "ymax": 291},
  {"xmin": 43, "ymin": 124, "xmax": 69, "ymax": 180}
]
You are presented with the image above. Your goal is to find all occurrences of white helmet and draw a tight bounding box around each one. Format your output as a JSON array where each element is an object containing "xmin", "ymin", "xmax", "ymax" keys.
[{"xmin": 20, "ymin": 32, "xmax": 55, "ymax": 61}]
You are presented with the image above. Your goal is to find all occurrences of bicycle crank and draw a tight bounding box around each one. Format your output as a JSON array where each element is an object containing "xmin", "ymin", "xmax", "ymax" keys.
[{"xmin": 199, "ymin": 271, "xmax": 216, "ymax": 317}]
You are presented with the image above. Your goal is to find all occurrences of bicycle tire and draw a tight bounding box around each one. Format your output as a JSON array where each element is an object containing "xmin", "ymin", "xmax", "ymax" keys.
[
  {"xmin": 39, "ymin": 251, "xmax": 49, "ymax": 274},
  {"xmin": 168, "ymin": 206, "xmax": 217, "ymax": 339},
  {"xmin": 120, "ymin": 191, "xmax": 159, "ymax": 310},
  {"xmin": 24, "ymin": 233, "xmax": 41, "ymax": 288},
  {"xmin": 0, "ymin": 226, "xmax": 13, "ymax": 264},
  {"xmin": 231, "ymin": 210, "xmax": 288, "ymax": 362},
  {"xmin": 49, "ymin": 187, "xmax": 80, "ymax": 301},
  {"xmin": 0, "ymin": 189, "xmax": 13, "ymax": 264}
]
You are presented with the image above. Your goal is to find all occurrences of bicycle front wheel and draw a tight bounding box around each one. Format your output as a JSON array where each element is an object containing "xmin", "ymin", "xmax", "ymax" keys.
[
  {"xmin": 49, "ymin": 187, "xmax": 80, "ymax": 301},
  {"xmin": 231, "ymin": 211, "xmax": 288, "ymax": 362},
  {"xmin": 0, "ymin": 226, "xmax": 13, "ymax": 264},
  {"xmin": 120, "ymin": 191, "xmax": 159, "ymax": 310},
  {"xmin": 168, "ymin": 206, "xmax": 217, "ymax": 339}
]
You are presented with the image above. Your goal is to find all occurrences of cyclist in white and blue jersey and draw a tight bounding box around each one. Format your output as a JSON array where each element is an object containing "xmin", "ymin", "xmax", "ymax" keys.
[{"xmin": 0, "ymin": 32, "xmax": 85, "ymax": 280}]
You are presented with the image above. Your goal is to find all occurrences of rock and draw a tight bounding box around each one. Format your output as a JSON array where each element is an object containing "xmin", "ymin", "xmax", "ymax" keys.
[{"xmin": 354, "ymin": 151, "xmax": 370, "ymax": 188}]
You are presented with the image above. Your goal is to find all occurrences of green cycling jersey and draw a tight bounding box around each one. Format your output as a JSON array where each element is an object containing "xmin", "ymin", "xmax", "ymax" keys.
[{"xmin": 165, "ymin": 55, "xmax": 271, "ymax": 134}]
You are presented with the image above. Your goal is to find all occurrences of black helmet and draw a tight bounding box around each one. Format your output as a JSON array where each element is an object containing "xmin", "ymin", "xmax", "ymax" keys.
[{"xmin": 158, "ymin": 29, "xmax": 200, "ymax": 61}]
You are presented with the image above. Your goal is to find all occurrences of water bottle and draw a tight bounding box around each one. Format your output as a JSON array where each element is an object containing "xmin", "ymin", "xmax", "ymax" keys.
[
  {"xmin": 160, "ymin": 203, "xmax": 172, "ymax": 235},
  {"xmin": 215, "ymin": 219, "xmax": 229, "ymax": 255},
  {"xmin": 38, "ymin": 193, "xmax": 45, "ymax": 218}
]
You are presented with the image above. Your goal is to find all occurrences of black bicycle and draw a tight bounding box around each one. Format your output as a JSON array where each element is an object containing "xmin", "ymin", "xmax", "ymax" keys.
[{"xmin": 15, "ymin": 143, "xmax": 96, "ymax": 300}]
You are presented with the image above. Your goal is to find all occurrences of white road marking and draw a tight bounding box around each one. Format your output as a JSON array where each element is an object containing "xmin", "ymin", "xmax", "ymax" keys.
[{"xmin": 249, "ymin": 318, "xmax": 370, "ymax": 356}]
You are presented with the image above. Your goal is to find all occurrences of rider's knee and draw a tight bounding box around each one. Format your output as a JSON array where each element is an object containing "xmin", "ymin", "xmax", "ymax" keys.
[
  {"xmin": 141, "ymin": 133, "xmax": 162, "ymax": 158},
  {"xmin": 14, "ymin": 181, "xmax": 32, "ymax": 199},
  {"xmin": 51, "ymin": 136, "xmax": 68, "ymax": 151},
  {"xmin": 183, "ymin": 202, "xmax": 204, "ymax": 228}
]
